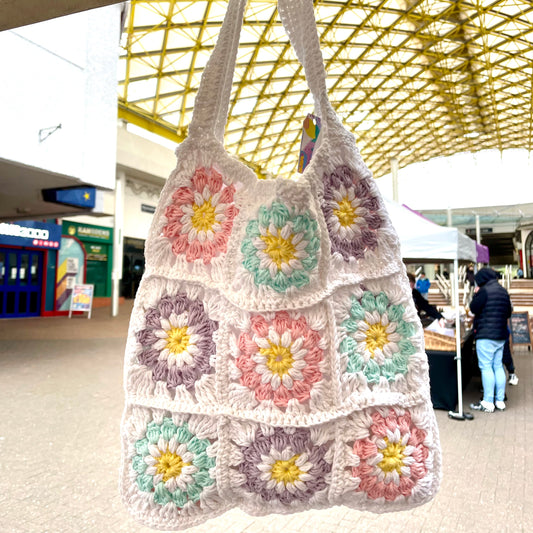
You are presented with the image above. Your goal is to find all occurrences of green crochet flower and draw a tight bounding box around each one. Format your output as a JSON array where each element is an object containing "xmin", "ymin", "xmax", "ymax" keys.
[
  {"xmin": 132, "ymin": 418, "xmax": 215, "ymax": 508},
  {"xmin": 339, "ymin": 291, "xmax": 416, "ymax": 384},
  {"xmin": 241, "ymin": 201, "xmax": 320, "ymax": 293}
]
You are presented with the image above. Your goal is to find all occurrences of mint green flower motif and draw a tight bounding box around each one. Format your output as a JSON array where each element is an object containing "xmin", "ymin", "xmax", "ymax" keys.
[
  {"xmin": 339, "ymin": 291, "xmax": 416, "ymax": 384},
  {"xmin": 241, "ymin": 201, "xmax": 320, "ymax": 293},
  {"xmin": 132, "ymin": 418, "xmax": 215, "ymax": 508}
]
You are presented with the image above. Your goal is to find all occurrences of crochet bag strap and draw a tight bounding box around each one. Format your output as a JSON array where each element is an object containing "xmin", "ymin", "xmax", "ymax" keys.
[{"xmin": 189, "ymin": 0, "xmax": 343, "ymax": 144}]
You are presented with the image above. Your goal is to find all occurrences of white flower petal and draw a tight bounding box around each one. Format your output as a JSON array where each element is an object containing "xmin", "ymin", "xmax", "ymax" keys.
[
  {"xmin": 280, "ymin": 262, "xmax": 293, "ymax": 275},
  {"xmin": 280, "ymin": 225, "xmax": 292, "ymax": 240},
  {"xmin": 288, "ymin": 259, "xmax": 303, "ymax": 271},
  {"xmin": 154, "ymin": 339, "xmax": 168, "ymax": 350},
  {"xmin": 288, "ymin": 368, "xmax": 304, "ymax": 380},
  {"xmin": 294, "ymin": 454, "xmax": 309, "ymax": 467},
  {"xmin": 282, "ymin": 374, "xmax": 294, "ymax": 389},
  {"xmin": 291, "ymin": 348, "xmax": 307, "ymax": 360},
  {"xmin": 386, "ymin": 322, "xmax": 398, "ymax": 334},
  {"xmin": 253, "ymin": 237, "xmax": 267, "ymax": 250},
  {"xmin": 254, "ymin": 336, "xmax": 270, "ymax": 349},
  {"xmin": 148, "ymin": 444, "xmax": 161, "ymax": 458},
  {"xmin": 181, "ymin": 451, "xmax": 194, "ymax": 463},
  {"xmin": 280, "ymin": 331, "xmax": 292, "ymax": 347},
  {"xmin": 268, "ymin": 330, "xmax": 281, "ymax": 345},
  {"xmin": 165, "ymin": 477, "xmax": 178, "ymax": 491},
  {"xmin": 270, "ymin": 373, "xmax": 281, "ymax": 390},
  {"xmin": 265, "ymin": 479, "xmax": 277, "ymax": 490}
]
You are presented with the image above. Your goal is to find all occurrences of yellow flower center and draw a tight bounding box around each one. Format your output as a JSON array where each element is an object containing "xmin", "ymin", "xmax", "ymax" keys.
[
  {"xmin": 260, "ymin": 229, "xmax": 297, "ymax": 269},
  {"xmin": 260, "ymin": 342, "xmax": 294, "ymax": 377},
  {"xmin": 191, "ymin": 199, "xmax": 216, "ymax": 232},
  {"xmin": 270, "ymin": 454, "xmax": 303, "ymax": 485},
  {"xmin": 155, "ymin": 450, "xmax": 191, "ymax": 482},
  {"xmin": 377, "ymin": 438, "xmax": 406, "ymax": 475},
  {"xmin": 166, "ymin": 326, "xmax": 190, "ymax": 354},
  {"xmin": 365, "ymin": 322, "xmax": 389, "ymax": 357},
  {"xmin": 333, "ymin": 196, "xmax": 357, "ymax": 227}
]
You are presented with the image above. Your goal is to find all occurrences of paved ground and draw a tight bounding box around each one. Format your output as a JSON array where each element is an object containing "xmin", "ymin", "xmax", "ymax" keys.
[{"xmin": 0, "ymin": 302, "xmax": 532, "ymax": 533}]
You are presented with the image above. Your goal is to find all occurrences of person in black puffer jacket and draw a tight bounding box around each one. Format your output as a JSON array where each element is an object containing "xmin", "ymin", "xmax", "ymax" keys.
[{"xmin": 469, "ymin": 268, "xmax": 512, "ymax": 413}]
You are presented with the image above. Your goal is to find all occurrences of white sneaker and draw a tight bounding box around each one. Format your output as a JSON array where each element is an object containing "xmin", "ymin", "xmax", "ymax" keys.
[
  {"xmin": 509, "ymin": 374, "xmax": 519, "ymax": 386},
  {"xmin": 470, "ymin": 400, "xmax": 495, "ymax": 413},
  {"xmin": 495, "ymin": 401, "xmax": 506, "ymax": 411}
]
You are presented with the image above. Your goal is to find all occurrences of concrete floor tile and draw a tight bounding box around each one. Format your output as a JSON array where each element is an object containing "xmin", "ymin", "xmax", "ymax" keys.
[{"xmin": 0, "ymin": 303, "xmax": 531, "ymax": 533}]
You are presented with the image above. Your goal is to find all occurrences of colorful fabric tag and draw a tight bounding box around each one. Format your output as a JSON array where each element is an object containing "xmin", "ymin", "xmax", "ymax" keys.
[{"xmin": 298, "ymin": 114, "xmax": 321, "ymax": 172}]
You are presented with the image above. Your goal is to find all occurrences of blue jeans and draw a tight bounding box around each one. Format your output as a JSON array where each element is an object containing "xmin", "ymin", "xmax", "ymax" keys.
[{"xmin": 476, "ymin": 338, "xmax": 506, "ymax": 403}]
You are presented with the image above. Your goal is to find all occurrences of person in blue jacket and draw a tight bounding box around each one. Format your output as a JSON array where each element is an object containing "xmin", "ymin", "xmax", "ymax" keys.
[
  {"xmin": 415, "ymin": 272, "xmax": 431, "ymax": 300},
  {"xmin": 469, "ymin": 268, "xmax": 513, "ymax": 412}
]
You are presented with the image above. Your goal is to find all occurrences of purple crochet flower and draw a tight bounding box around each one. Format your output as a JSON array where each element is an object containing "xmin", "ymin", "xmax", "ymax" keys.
[
  {"xmin": 238, "ymin": 427, "xmax": 331, "ymax": 504},
  {"xmin": 135, "ymin": 293, "xmax": 218, "ymax": 391},
  {"xmin": 322, "ymin": 164, "xmax": 382, "ymax": 261}
]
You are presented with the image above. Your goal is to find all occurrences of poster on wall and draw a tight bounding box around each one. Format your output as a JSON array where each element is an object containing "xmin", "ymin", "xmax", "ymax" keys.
[{"xmin": 56, "ymin": 237, "xmax": 85, "ymax": 311}]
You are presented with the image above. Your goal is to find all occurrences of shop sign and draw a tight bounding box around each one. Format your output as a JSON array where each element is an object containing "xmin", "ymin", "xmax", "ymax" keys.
[
  {"xmin": 43, "ymin": 186, "xmax": 96, "ymax": 209},
  {"xmin": 63, "ymin": 221, "xmax": 112, "ymax": 243},
  {"xmin": 141, "ymin": 204, "xmax": 156, "ymax": 214},
  {"xmin": 86, "ymin": 243, "xmax": 108, "ymax": 261},
  {"xmin": 0, "ymin": 221, "xmax": 61, "ymax": 249}
]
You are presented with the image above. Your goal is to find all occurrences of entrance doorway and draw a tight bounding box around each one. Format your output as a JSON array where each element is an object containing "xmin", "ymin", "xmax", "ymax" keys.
[
  {"xmin": 122, "ymin": 238, "xmax": 145, "ymax": 299},
  {"xmin": 0, "ymin": 248, "xmax": 43, "ymax": 318}
]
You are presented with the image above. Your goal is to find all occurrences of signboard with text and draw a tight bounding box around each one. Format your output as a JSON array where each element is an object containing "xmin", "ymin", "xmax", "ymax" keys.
[
  {"xmin": 0, "ymin": 221, "xmax": 61, "ymax": 250},
  {"xmin": 69, "ymin": 284, "xmax": 94, "ymax": 318}
]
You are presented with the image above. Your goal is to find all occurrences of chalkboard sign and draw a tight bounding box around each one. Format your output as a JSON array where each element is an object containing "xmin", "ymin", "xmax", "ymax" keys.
[{"xmin": 509, "ymin": 312, "xmax": 531, "ymax": 348}]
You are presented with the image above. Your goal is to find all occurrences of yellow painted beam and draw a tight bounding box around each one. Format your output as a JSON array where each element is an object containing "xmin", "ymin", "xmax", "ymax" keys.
[{"xmin": 118, "ymin": 105, "xmax": 187, "ymax": 143}]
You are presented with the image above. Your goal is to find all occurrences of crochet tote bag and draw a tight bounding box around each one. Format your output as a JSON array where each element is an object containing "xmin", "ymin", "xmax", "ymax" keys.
[{"xmin": 120, "ymin": 0, "xmax": 441, "ymax": 529}]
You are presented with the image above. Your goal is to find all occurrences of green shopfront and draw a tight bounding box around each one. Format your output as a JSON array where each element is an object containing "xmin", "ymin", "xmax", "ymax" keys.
[{"xmin": 62, "ymin": 222, "xmax": 112, "ymax": 298}]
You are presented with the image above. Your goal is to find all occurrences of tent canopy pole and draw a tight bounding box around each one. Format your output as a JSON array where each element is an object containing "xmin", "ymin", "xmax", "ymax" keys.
[{"xmin": 448, "ymin": 258, "xmax": 474, "ymax": 421}]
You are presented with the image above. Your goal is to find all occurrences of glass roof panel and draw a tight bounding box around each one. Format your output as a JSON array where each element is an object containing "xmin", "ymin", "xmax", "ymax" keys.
[{"xmin": 120, "ymin": 0, "xmax": 533, "ymax": 179}]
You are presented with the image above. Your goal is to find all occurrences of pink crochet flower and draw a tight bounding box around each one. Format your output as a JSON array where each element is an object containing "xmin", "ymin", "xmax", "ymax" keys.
[
  {"xmin": 163, "ymin": 167, "xmax": 238, "ymax": 264},
  {"xmin": 236, "ymin": 311, "xmax": 324, "ymax": 408},
  {"xmin": 352, "ymin": 409, "xmax": 429, "ymax": 501}
]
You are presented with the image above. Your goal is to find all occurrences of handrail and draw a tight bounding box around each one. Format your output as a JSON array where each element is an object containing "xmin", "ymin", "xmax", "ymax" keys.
[{"xmin": 435, "ymin": 273, "xmax": 451, "ymax": 301}]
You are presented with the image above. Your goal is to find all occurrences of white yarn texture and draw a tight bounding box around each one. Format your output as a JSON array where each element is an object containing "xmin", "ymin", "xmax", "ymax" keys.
[{"xmin": 120, "ymin": 0, "xmax": 442, "ymax": 530}]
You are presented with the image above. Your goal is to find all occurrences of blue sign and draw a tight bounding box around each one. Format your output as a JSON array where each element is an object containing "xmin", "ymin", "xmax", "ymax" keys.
[
  {"xmin": 42, "ymin": 187, "xmax": 96, "ymax": 209},
  {"xmin": 0, "ymin": 221, "xmax": 62, "ymax": 250}
]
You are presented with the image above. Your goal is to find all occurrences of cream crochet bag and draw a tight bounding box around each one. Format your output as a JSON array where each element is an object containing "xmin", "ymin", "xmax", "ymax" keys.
[{"xmin": 120, "ymin": 0, "xmax": 441, "ymax": 529}]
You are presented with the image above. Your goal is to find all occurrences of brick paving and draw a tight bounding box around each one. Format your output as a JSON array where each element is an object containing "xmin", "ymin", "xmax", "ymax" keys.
[{"xmin": 0, "ymin": 303, "xmax": 532, "ymax": 533}]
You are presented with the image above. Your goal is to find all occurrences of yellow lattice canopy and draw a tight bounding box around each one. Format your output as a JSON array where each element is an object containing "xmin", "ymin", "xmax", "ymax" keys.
[{"xmin": 119, "ymin": 0, "xmax": 533, "ymax": 179}]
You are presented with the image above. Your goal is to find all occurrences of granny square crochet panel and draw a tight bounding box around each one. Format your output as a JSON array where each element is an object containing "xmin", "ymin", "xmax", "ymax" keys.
[{"xmin": 120, "ymin": 0, "xmax": 441, "ymax": 530}]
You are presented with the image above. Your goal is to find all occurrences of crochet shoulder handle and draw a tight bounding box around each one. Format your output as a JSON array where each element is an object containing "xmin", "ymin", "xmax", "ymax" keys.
[{"xmin": 189, "ymin": 0, "xmax": 342, "ymax": 143}]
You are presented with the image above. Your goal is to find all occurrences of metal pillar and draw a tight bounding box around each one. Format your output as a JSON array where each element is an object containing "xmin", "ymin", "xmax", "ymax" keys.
[
  {"xmin": 111, "ymin": 169, "xmax": 125, "ymax": 317},
  {"xmin": 390, "ymin": 157, "xmax": 399, "ymax": 203}
]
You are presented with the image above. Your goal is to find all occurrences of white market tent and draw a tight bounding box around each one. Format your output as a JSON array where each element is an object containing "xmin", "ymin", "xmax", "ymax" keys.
[
  {"xmin": 385, "ymin": 198, "xmax": 477, "ymax": 420},
  {"xmin": 384, "ymin": 199, "xmax": 477, "ymax": 262}
]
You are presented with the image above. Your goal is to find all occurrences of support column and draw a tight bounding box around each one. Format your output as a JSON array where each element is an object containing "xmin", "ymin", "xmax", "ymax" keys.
[
  {"xmin": 447, "ymin": 207, "xmax": 452, "ymax": 227},
  {"xmin": 475, "ymin": 215, "xmax": 481, "ymax": 244},
  {"xmin": 111, "ymin": 169, "xmax": 126, "ymax": 317},
  {"xmin": 390, "ymin": 157, "xmax": 399, "ymax": 202}
]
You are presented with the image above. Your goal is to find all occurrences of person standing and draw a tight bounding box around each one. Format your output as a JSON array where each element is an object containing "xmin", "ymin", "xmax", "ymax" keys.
[
  {"xmin": 469, "ymin": 268, "xmax": 513, "ymax": 412},
  {"xmin": 407, "ymin": 272, "xmax": 445, "ymax": 327},
  {"xmin": 415, "ymin": 272, "xmax": 431, "ymax": 300},
  {"xmin": 464, "ymin": 263, "xmax": 476, "ymax": 306}
]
